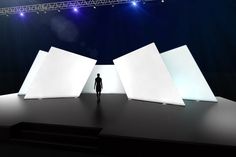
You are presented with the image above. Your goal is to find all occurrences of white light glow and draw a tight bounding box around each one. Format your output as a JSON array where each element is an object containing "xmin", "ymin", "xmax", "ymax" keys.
[
  {"xmin": 73, "ymin": 7, "xmax": 78, "ymax": 12},
  {"xmin": 82, "ymin": 65, "xmax": 125, "ymax": 94},
  {"xmin": 132, "ymin": 1, "xmax": 137, "ymax": 6},
  {"xmin": 20, "ymin": 12, "xmax": 24, "ymax": 17},
  {"xmin": 161, "ymin": 45, "xmax": 217, "ymax": 102},
  {"xmin": 113, "ymin": 43, "xmax": 185, "ymax": 106},
  {"xmin": 25, "ymin": 47, "xmax": 96, "ymax": 99}
]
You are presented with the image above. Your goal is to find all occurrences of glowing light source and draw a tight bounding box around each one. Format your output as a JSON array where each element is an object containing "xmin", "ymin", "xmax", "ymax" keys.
[
  {"xmin": 19, "ymin": 12, "xmax": 24, "ymax": 17},
  {"xmin": 132, "ymin": 1, "xmax": 137, "ymax": 6},
  {"xmin": 73, "ymin": 7, "xmax": 78, "ymax": 12},
  {"xmin": 0, "ymin": 0, "xmax": 157, "ymax": 16}
]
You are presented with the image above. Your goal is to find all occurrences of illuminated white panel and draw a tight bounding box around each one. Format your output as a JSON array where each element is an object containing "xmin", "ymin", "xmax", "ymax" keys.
[
  {"xmin": 113, "ymin": 43, "xmax": 185, "ymax": 106},
  {"xmin": 25, "ymin": 47, "xmax": 96, "ymax": 99},
  {"xmin": 18, "ymin": 50, "xmax": 48, "ymax": 95},
  {"xmin": 161, "ymin": 45, "xmax": 217, "ymax": 102},
  {"xmin": 82, "ymin": 65, "xmax": 125, "ymax": 93}
]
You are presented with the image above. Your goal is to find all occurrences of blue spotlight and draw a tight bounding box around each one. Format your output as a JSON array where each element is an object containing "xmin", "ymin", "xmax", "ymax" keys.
[
  {"xmin": 19, "ymin": 12, "xmax": 24, "ymax": 17},
  {"xmin": 73, "ymin": 7, "xmax": 78, "ymax": 12},
  {"xmin": 132, "ymin": 1, "xmax": 137, "ymax": 6}
]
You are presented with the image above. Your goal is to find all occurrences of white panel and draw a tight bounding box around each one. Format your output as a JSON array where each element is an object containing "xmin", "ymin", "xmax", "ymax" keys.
[
  {"xmin": 18, "ymin": 50, "xmax": 48, "ymax": 95},
  {"xmin": 113, "ymin": 43, "xmax": 185, "ymax": 106},
  {"xmin": 82, "ymin": 65, "xmax": 125, "ymax": 93},
  {"xmin": 25, "ymin": 47, "xmax": 96, "ymax": 99},
  {"xmin": 161, "ymin": 45, "xmax": 217, "ymax": 102}
]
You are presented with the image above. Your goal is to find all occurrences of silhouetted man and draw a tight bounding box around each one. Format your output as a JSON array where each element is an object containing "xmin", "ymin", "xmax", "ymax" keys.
[{"xmin": 94, "ymin": 73, "xmax": 103, "ymax": 99}]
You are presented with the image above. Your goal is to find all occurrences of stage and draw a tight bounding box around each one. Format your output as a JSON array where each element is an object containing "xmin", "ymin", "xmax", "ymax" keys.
[{"xmin": 0, "ymin": 93, "xmax": 236, "ymax": 153}]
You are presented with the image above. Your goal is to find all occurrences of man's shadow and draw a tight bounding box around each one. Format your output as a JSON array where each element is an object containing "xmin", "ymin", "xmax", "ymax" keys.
[
  {"xmin": 97, "ymin": 97, "xmax": 101, "ymax": 104},
  {"xmin": 94, "ymin": 96, "xmax": 103, "ymax": 125}
]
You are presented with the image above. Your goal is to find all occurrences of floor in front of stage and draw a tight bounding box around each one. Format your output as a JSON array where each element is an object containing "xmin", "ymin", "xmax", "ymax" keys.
[{"xmin": 0, "ymin": 93, "xmax": 236, "ymax": 147}]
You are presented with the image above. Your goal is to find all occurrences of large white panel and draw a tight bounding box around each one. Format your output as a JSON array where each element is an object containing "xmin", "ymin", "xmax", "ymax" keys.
[
  {"xmin": 82, "ymin": 65, "xmax": 125, "ymax": 94},
  {"xmin": 113, "ymin": 43, "xmax": 185, "ymax": 106},
  {"xmin": 25, "ymin": 47, "xmax": 96, "ymax": 99},
  {"xmin": 18, "ymin": 50, "xmax": 48, "ymax": 95},
  {"xmin": 161, "ymin": 45, "xmax": 217, "ymax": 102}
]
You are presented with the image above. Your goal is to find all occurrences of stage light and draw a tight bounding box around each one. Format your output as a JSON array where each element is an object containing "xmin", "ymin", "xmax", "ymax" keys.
[
  {"xmin": 19, "ymin": 12, "xmax": 24, "ymax": 17},
  {"xmin": 132, "ymin": 1, "xmax": 137, "ymax": 6},
  {"xmin": 73, "ymin": 7, "xmax": 78, "ymax": 12},
  {"xmin": 0, "ymin": 0, "xmax": 157, "ymax": 16}
]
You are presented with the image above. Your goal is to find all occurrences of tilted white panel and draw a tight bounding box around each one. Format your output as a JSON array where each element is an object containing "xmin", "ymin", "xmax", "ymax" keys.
[
  {"xmin": 113, "ymin": 43, "xmax": 185, "ymax": 106},
  {"xmin": 18, "ymin": 50, "xmax": 48, "ymax": 95},
  {"xmin": 82, "ymin": 65, "xmax": 125, "ymax": 94},
  {"xmin": 25, "ymin": 47, "xmax": 96, "ymax": 99},
  {"xmin": 161, "ymin": 45, "xmax": 217, "ymax": 102}
]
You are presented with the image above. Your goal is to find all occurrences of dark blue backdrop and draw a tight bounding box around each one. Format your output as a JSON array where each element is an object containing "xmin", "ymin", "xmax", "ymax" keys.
[{"xmin": 0, "ymin": 0, "xmax": 236, "ymax": 99}]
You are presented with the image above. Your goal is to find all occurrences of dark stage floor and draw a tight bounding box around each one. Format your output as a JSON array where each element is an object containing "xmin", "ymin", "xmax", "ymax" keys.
[{"xmin": 0, "ymin": 93, "xmax": 236, "ymax": 147}]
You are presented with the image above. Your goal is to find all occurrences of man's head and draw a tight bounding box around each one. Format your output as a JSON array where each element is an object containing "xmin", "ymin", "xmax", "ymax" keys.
[{"xmin": 97, "ymin": 73, "xmax": 100, "ymax": 77}]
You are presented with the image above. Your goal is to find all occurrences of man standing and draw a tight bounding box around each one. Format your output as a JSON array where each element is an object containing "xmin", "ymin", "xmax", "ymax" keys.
[{"xmin": 94, "ymin": 73, "xmax": 103, "ymax": 99}]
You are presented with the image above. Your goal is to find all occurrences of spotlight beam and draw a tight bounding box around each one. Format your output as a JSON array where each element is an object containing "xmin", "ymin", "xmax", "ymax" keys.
[{"xmin": 0, "ymin": 0, "xmax": 157, "ymax": 16}]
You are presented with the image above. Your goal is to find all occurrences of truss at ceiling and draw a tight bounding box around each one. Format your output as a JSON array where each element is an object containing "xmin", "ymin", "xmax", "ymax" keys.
[{"xmin": 0, "ymin": 0, "xmax": 156, "ymax": 16}]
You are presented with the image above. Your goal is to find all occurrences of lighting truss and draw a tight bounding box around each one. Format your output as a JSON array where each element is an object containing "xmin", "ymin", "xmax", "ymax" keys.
[{"xmin": 0, "ymin": 0, "xmax": 156, "ymax": 16}]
